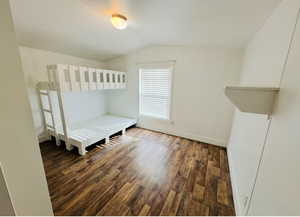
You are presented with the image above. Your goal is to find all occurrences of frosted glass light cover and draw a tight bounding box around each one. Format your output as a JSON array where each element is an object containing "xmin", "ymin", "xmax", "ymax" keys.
[{"xmin": 111, "ymin": 14, "xmax": 127, "ymax": 30}]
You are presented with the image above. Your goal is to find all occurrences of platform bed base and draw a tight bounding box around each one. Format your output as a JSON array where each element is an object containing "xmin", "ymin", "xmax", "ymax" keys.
[{"xmin": 49, "ymin": 125, "xmax": 133, "ymax": 156}]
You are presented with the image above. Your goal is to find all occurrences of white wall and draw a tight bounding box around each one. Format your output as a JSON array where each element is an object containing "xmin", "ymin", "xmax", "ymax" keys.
[
  {"xmin": 0, "ymin": 164, "xmax": 15, "ymax": 215},
  {"xmin": 248, "ymin": 9, "xmax": 300, "ymax": 214},
  {"xmin": 62, "ymin": 91, "xmax": 107, "ymax": 126},
  {"xmin": 0, "ymin": 0, "xmax": 53, "ymax": 215},
  {"xmin": 227, "ymin": 0, "xmax": 300, "ymax": 215},
  {"xmin": 19, "ymin": 46, "xmax": 107, "ymax": 138},
  {"xmin": 105, "ymin": 46, "xmax": 243, "ymax": 147}
]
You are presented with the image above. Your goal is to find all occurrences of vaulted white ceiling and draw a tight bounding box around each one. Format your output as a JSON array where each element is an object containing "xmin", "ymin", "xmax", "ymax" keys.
[{"xmin": 10, "ymin": 0, "xmax": 281, "ymax": 61}]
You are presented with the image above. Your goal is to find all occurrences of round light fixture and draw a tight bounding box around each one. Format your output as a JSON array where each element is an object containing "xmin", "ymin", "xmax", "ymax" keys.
[{"xmin": 111, "ymin": 14, "xmax": 128, "ymax": 30}]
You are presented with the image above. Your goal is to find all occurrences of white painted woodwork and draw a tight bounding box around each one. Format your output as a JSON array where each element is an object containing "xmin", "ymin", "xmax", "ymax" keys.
[
  {"xmin": 69, "ymin": 65, "xmax": 81, "ymax": 91},
  {"xmin": 37, "ymin": 89, "xmax": 60, "ymax": 146},
  {"xmin": 115, "ymin": 71, "xmax": 121, "ymax": 89},
  {"xmin": 121, "ymin": 72, "xmax": 127, "ymax": 89},
  {"xmin": 225, "ymin": 86, "xmax": 280, "ymax": 115},
  {"xmin": 80, "ymin": 66, "xmax": 89, "ymax": 91},
  {"xmin": 57, "ymin": 64, "xmax": 71, "ymax": 92},
  {"xmin": 37, "ymin": 64, "xmax": 131, "ymax": 155},
  {"xmin": 47, "ymin": 115, "xmax": 137, "ymax": 155},
  {"xmin": 107, "ymin": 70, "xmax": 113, "ymax": 89},
  {"xmin": 103, "ymin": 70, "xmax": 110, "ymax": 89},
  {"xmin": 41, "ymin": 64, "xmax": 127, "ymax": 92},
  {"xmin": 19, "ymin": 46, "xmax": 105, "ymax": 140},
  {"xmin": 96, "ymin": 69, "xmax": 104, "ymax": 90},
  {"xmin": 88, "ymin": 67, "xmax": 97, "ymax": 91}
]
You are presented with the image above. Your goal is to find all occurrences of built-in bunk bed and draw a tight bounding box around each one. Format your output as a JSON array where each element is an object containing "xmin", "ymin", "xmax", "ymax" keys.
[{"xmin": 37, "ymin": 64, "xmax": 136, "ymax": 155}]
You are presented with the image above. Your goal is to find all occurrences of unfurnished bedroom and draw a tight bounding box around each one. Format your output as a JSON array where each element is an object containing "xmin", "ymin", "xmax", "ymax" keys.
[{"xmin": 1, "ymin": 0, "xmax": 300, "ymax": 216}]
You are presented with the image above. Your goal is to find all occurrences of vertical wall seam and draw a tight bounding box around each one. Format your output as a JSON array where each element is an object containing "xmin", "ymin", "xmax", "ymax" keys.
[{"xmin": 245, "ymin": 7, "xmax": 300, "ymax": 216}]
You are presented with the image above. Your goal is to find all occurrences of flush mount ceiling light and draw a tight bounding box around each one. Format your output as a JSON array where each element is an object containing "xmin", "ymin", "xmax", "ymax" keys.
[{"xmin": 111, "ymin": 14, "xmax": 128, "ymax": 30}]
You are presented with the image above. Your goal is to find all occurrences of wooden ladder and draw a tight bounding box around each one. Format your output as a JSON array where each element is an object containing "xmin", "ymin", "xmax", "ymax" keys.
[{"xmin": 38, "ymin": 89, "xmax": 60, "ymax": 146}]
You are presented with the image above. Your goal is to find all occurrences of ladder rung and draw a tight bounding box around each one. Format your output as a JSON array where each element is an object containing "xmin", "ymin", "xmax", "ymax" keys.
[
  {"xmin": 39, "ymin": 92, "xmax": 49, "ymax": 96},
  {"xmin": 42, "ymin": 109, "xmax": 52, "ymax": 113}
]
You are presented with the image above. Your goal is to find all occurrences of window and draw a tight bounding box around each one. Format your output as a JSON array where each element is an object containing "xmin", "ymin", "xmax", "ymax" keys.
[{"xmin": 139, "ymin": 68, "xmax": 172, "ymax": 120}]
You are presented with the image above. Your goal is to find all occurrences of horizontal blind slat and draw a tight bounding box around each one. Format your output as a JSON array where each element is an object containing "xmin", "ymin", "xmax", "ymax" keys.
[{"xmin": 140, "ymin": 68, "xmax": 171, "ymax": 119}]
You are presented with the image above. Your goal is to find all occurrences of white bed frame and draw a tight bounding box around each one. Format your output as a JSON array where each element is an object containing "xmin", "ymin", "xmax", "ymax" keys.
[{"xmin": 37, "ymin": 64, "xmax": 136, "ymax": 155}]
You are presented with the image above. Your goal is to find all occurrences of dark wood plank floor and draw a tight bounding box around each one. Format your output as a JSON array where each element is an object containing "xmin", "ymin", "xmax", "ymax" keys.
[{"xmin": 40, "ymin": 127, "xmax": 235, "ymax": 216}]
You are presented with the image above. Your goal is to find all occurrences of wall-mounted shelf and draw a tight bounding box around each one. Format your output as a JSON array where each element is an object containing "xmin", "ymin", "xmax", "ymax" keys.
[{"xmin": 225, "ymin": 86, "xmax": 280, "ymax": 115}]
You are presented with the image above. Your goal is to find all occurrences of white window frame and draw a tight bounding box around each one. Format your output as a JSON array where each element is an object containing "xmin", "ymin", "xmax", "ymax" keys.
[{"xmin": 138, "ymin": 66, "xmax": 174, "ymax": 121}]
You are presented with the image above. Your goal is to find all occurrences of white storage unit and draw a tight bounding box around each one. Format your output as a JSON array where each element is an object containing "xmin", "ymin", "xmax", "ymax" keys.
[{"xmin": 37, "ymin": 64, "xmax": 134, "ymax": 156}]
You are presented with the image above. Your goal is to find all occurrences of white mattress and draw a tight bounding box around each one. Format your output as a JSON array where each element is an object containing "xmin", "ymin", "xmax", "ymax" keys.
[{"xmin": 49, "ymin": 115, "xmax": 136, "ymax": 146}]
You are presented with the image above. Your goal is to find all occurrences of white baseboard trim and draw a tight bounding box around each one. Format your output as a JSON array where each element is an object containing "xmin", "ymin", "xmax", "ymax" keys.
[
  {"xmin": 227, "ymin": 148, "xmax": 242, "ymax": 216},
  {"xmin": 38, "ymin": 133, "xmax": 50, "ymax": 143},
  {"xmin": 137, "ymin": 124, "xmax": 227, "ymax": 147}
]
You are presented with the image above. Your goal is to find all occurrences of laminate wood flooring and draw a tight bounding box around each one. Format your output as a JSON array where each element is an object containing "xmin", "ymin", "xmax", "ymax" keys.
[{"xmin": 40, "ymin": 127, "xmax": 235, "ymax": 216}]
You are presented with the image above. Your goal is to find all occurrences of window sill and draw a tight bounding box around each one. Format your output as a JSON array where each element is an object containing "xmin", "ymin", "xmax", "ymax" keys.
[{"xmin": 139, "ymin": 114, "xmax": 174, "ymax": 125}]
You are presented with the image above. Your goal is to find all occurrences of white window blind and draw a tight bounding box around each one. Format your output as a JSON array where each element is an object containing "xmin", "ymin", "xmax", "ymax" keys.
[{"xmin": 139, "ymin": 68, "xmax": 172, "ymax": 120}]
